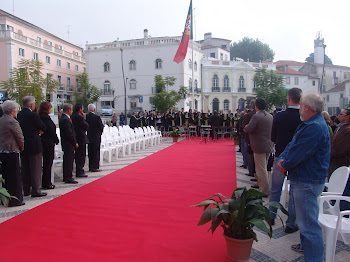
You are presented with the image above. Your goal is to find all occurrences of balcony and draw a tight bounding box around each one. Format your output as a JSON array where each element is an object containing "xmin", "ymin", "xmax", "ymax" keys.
[
  {"xmin": 238, "ymin": 88, "xmax": 246, "ymax": 92},
  {"xmin": 0, "ymin": 30, "xmax": 86, "ymax": 63},
  {"xmin": 222, "ymin": 87, "xmax": 231, "ymax": 92},
  {"xmin": 212, "ymin": 87, "xmax": 220, "ymax": 92},
  {"xmin": 58, "ymin": 84, "xmax": 65, "ymax": 91},
  {"xmin": 103, "ymin": 90, "xmax": 112, "ymax": 96},
  {"xmin": 194, "ymin": 88, "xmax": 201, "ymax": 94}
]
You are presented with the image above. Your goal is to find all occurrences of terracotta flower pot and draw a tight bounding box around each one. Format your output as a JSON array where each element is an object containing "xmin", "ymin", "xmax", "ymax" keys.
[
  {"xmin": 234, "ymin": 139, "xmax": 239, "ymax": 145},
  {"xmin": 223, "ymin": 233, "xmax": 254, "ymax": 261},
  {"xmin": 172, "ymin": 137, "xmax": 179, "ymax": 143}
]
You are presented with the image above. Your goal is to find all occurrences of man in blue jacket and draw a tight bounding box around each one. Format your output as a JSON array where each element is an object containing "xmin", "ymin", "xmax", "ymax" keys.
[{"xmin": 278, "ymin": 92, "xmax": 330, "ymax": 262}]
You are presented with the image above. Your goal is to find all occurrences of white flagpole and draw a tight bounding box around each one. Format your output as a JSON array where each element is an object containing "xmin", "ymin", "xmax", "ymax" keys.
[{"xmin": 191, "ymin": 5, "xmax": 195, "ymax": 110}]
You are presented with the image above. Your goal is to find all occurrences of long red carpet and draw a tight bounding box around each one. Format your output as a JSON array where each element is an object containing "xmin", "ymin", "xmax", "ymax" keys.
[{"xmin": 0, "ymin": 140, "xmax": 237, "ymax": 261}]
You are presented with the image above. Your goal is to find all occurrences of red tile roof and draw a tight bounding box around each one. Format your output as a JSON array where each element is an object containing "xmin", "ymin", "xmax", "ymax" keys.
[
  {"xmin": 276, "ymin": 66, "xmax": 305, "ymax": 76},
  {"xmin": 274, "ymin": 60, "xmax": 305, "ymax": 67},
  {"xmin": 325, "ymin": 80, "xmax": 350, "ymax": 93}
]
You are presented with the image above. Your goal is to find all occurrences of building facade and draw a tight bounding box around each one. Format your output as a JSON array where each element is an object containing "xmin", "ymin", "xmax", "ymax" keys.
[
  {"xmin": 0, "ymin": 9, "xmax": 86, "ymax": 112},
  {"xmin": 85, "ymin": 29, "xmax": 203, "ymax": 114}
]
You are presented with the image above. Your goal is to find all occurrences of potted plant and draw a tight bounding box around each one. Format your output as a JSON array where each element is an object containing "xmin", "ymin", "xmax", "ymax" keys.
[
  {"xmin": 0, "ymin": 161, "xmax": 18, "ymax": 207},
  {"xmin": 170, "ymin": 128, "xmax": 180, "ymax": 142},
  {"xmin": 232, "ymin": 129, "xmax": 239, "ymax": 145},
  {"xmin": 193, "ymin": 187, "xmax": 287, "ymax": 261}
]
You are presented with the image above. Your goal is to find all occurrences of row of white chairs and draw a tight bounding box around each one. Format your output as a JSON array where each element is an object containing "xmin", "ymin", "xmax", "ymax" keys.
[{"xmin": 51, "ymin": 125, "xmax": 163, "ymax": 183}]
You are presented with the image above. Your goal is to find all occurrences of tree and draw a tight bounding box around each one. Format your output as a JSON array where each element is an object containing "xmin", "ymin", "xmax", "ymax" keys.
[
  {"xmin": 1, "ymin": 59, "xmax": 57, "ymax": 107},
  {"xmin": 254, "ymin": 68, "xmax": 287, "ymax": 111},
  {"xmin": 152, "ymin": 75, "xmax": 187, "ymax": 113},
  {"xmin": 305, "ymin": 53, "xmax": 333, "ymax": 64},
  {"xmin": 74, "ymin": 72, "xmax": 101, "ymax": 111},
  {"xmin": 230, "ymin": 37, "xmax": 275, "ymax": 62}
]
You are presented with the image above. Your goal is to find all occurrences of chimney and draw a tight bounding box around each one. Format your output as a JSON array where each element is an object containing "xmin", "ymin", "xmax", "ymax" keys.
[
  {"xmin": 144, "ymin": 29, "xmax": 148, "ymax": 39},
  {"xmin": 204, "ymin": 32, "xmax": 212, "ymax": 40}
]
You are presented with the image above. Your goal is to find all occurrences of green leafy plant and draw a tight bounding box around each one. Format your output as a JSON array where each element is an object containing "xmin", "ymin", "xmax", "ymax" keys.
[
  {"xmin": 193, "ymin": 187, "xmax": 288, "ymax": 241},
  {"xmin": 0, "ymin": 170, "xmax": 19, "ymax": 207},
  {"xmin": 232, "ymin": 129, "xmax": 238, "ymax": 140},
  {"xmin": 170, "ymin": 129, "xmax": 180, "ymax": 138}
]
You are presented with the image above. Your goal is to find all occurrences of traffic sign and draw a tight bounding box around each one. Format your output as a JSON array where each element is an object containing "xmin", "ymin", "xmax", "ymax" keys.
[
  {"xmin": 139, "ymin": 96, "xmax": 143, "ymax": 103},
  {"xmin": 0, "ymin": 92, "xmax": 4, "ymax": 100}
]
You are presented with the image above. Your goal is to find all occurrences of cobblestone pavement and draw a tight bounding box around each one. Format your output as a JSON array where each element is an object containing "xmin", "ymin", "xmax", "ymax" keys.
[{"xmin": 1, "ymin": 139, "xmax": 349, "ymax": 261}]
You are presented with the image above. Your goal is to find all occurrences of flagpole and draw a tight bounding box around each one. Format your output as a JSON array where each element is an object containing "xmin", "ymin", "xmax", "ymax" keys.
[{"xmin": 191, "ymin": 5, "xmax": 194, "ymax": 110}]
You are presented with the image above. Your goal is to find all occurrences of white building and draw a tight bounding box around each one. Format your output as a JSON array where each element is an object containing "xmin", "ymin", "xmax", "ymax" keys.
[
  {"xmin": 85, "ymin": 29, "xmax": 202, "ymax": 114},
  {"xmin": 324, "ymin": 80, "xmax": 350, "ymax": 115},
  {"xmin": 198, "ymin": 32, "xmax": 230, "ymax": 61}
]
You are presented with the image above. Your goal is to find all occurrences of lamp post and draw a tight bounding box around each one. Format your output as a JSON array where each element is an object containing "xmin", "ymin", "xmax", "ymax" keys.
[{"xmin": 120, "ymin": 48, "xmax": 127, "ymax": 118}]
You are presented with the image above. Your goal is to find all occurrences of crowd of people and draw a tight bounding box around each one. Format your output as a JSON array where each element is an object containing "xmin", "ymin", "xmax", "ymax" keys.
[
  {"xmin": 236, "ymin": 89, "xmax": 350, "ymax": 261},
  {"xmin": 0, "ymin": 97, "xmax": 104, "ymax": 207}
]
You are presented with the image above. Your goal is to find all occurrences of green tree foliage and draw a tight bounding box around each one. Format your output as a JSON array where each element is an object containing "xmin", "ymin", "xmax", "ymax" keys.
[
  {"xmin": 152, "ymin": 75, "xmax": 187, "ymax": 113},
  {"xmin": 1, "ymin": 59, "xmax": 57, "ymax": 107},
  {"xmin": 254, "ymin": 68, "xmax": 287, "ymax": 111},
  {"xmin": 74, "ymin": 72, "xmax": 101, "ymax": 111},
  {"xmin": 305, "ymin": 53, "xmax": 333, "ymax": 65},
  {"xmin": 230, "ymin": 37, "xmax": 275, "ymax": 62}
]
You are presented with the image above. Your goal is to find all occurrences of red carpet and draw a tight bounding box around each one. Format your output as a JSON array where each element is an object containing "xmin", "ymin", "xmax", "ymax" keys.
[{"xmin": 0, "ymin": 140, "xmax": 236, "ymax": 262}]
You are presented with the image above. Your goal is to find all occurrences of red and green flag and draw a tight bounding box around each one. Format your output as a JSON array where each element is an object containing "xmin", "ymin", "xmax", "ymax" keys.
[{"xmin": 173, "ymin": 0, "xmax": 193, "ymax": 64}]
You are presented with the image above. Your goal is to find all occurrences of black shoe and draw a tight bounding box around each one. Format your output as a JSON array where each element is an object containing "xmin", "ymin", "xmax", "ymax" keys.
[
  {"xmin": 23, "ymin": 192, "xmax": 31, "ymax": 197},
  {"xmin": 76, "ymin": 174, "xmax": 88, "ymax": 178},
  {"xmin": 237, "ymin": 149, "xmax": 241, "ymax": 152},
  {"xmin": 42, "ymin": 184, "xmax": 55, "ymax": 190},
  {"xmin": 250, "ymin": 178, "xmax": 257, "ymax": 182},
  {"xmin": 8, "ymin": 201, "xmax": 25, "ymax": 207},
  {"xmin": 291, "ymin": 244, "xmax": 304, "ymax": 253},
  {"xmin": 31, "ymin": 192, "xmax": 47, "ymax": 197},
  {"xmin": 64, "ymin": 179, "xmax": 78, "ymax": 184},
  {"xmin": 246, "ymin": 173, "xmax": 254, "ymax": 177},
  {"xmin": 240, "ymin": 164, "xmax": 246, "ymax": 168},
  {"xmin": 285, "ymin": 226, "xmax": 299, "ymax": 234},
  {"xmin": 251, "ymin": 185, "xmax": 259, "ymax": 189},
  {"xmin": 89, "ymin": 169, "xmax": 102, "ymax": 172}
]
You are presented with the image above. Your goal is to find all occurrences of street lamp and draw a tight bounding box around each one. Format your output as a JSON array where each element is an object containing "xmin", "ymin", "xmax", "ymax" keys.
[{"xmin": 120, "ymin": 48, "xmax": 127, "ymax": 118}]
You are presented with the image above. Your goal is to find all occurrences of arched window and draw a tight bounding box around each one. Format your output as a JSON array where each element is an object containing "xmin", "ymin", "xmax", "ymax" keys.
[
  {"xmin": 224, "ymin": 75, "xmax": 229, "ymax": 91},
  {"xmin": 224, "ymin": 99, "xmax": 229, "ymax": 111},
  {"xmin": 212, "ymin": 98, "xmax": 219, "ymax": 112},
  {"xmin": 212, "ymin": 74, "xmax": 219, "ymax": 91},
  {"xmin": 130, "ymin": 79, "xmax": 137, "ymax": 89},
  {"xmin": 189, "ymin": 59, "xmax": 192, "ymax": 69},
  {"xmin": 189, "ymin": 78, "xmax": 192, "ymax": 92},
  {"xmin": 104, "ymin": 62, "xmax": 110, "ymax": 72},
  {"xmin": 129, "ymin": 60, "xmax": 136, "ymax": 70},
  {"xmin": 194, "ymin": 79, "xmax": 198, "ymax": 89},
  {"xmin": 104, "ymin": 80, "xmax": 111, "ymax": 95},
  {"xmin": 155, "ymin": 59, "xmax": 162, "ymax": 69},
  {"xmin": 194, "ymin": 61, "xmax": 197, "ymax": 71},
  {"xmin": 239, "ymin": 76, "xmax": 245, "ymax": 91}
]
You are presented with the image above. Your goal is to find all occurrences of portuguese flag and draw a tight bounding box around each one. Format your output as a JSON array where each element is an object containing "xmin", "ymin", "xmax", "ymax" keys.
[{"xmin": 173, "ymin": 0, "xmax": 193, "ymax": 64}]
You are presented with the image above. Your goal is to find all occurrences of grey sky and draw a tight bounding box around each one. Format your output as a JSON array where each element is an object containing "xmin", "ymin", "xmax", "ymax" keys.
[{"xmin": 2, "ymin": 0, "xmax": 349, "ymax": 66}]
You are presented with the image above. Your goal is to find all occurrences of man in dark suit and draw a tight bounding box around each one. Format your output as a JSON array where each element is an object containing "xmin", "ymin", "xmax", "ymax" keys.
[
  {"xmin": 242, "ymin": 101, "xmax": 256, "ymax": 176},
  {"xmin": 17, "ymin": 96, "xmax": 47, "ymax": 197},
  {"xmin": 59, "ymin": 103, "xmax": 78, "ymax": 184},
  {"xmin": 71, "ymin": 103, "xmax": 89, "ymax": 178},
  {"xmin": 209, "ymin": 110, "xmax": 220, "ymax": 139},
  {"xmin": 269, "ymin": 88, "xmax": 302, "ymax": 232},
  {"xmin": 86, "ymin": 104, "xmax": 104, "ymax": 172}
]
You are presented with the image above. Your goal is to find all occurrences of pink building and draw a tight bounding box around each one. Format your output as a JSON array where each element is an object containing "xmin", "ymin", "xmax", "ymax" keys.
[{"xmin": 0, "ymin": 9, "xmax": 86, "ymax": 112}]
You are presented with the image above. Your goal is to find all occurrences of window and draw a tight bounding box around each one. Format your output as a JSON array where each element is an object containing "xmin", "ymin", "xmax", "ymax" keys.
[
  {"xmin": 189, "ymin": 78, "xmax": 192, "ymax": 91},
  {"xmin": 130, "ymin": 102, "xmax": 137, "ymax": 108},
  {"xmin": 130, "ymin": 79, "xmax": 136, "ymax": 89},
  {"xmin": 155, "ymin": 59, "xmax": 162, "ymax": 69},
  {"xmin": 7, "ymin": 25, "xmax": 14, "ymax": 32},
  {"xmin": 194, "ymin": 79, "xmax": 198, "ymax": 90},
  {"xmin": 340, "ymin": 93, "xmax": 344, "ymax": 98},
  {"xmin": 333, "ymin": 71, "xmax": 337, "ymax": 78},
  {"xmin": 57, "ymin": 75, "xmax": 62, "ymax": 85},
  {"xmin": 75, "ymin": 65, "xmax": 78, "ymax": 71},
  {"xmin": 224, "ymin": 100, "xmax": 229, "ymax": 111},
  {"xmin": 294, "ymin": 77, "xmax": 299, "ymax": 85},
  {"xmin": 224, "ymin": 75, "xmax": 229, "ymax": 89},
  {"xmin": 212, "ymin": 98, "xmax": 219, "ymax": 112},
  {"xmin": 83, "ymin": 67, "xmax": 86, "ymax": 73},
  {"xmin": 312, "ymin": 80, "xmax": 316, "ymax": 86},
  {"xmin": 76, "ymin": 79, "xmax": 79, "ymax": 90},
  {"xmin": 67, "ymin": 62, "xmax": 70, "ymax": 69},
  {"xmin": 58, "ymin": 45, "xmax": 62, "ymax": 50},
  {"xmin": 104, "ymin": 62, "xmax": 110, "ymax": 72},
  {"xmin": 48, "ymin": 41, "xmax": 52, "ymax": 46},
  {"xmin": 194, "ymin": 62, "xmax": 197, "ymax": 71},
  {"xmin": 104, "ymin": 81, "xmax": 111, "ymax": 95},
  {"xmin": 210, "ymin": 52, "xmax": 215, "ymax": 58},
  {"xmin": 57, "ymin": 59, "xmax": 61, "ymax": 67},
  {"xmin": 33, "ymin": 52, "xmax": 39, "ymax": 61},
  {"xmin": 74, "ymin": 51, "xmax": 79, "ymax": 56},
  {"xmin": 129, "ymin": 60, "xmax": 136, "ymax": 70},
  {"xmin": 239, "ymin": 76, "xmax": 245, "ymax": 90},
  {"xmin": 67, "ymin": 77, "xmax": 71, "ymax": 89},
  {"xmin": 188, "ymin": 59, "xmax": 192, "ymax": 69},
  {"xmin": 326, "ymin": 95, "xmax": 329, "ymax": 102},
  {"xmin": 46, "ymin": 56, "xmax": 50, "ymax": 64},
  {"xmin": 344, "ymin": 73, "xmax": 347, "ymax": 79},
  {"xmin": 286, "ymin": 76, "xmax": 290, "ymax": 85},
  {"xmin": 213, "ymin": 74, "xmax": 219, "ymax": 88},
  {"xmin": 37, "ymin": 37, "xmax": 41, "ymax": 42},
  {"xmin": 19, "ymin": 48, "xmax": 25, "ymax": 57}
]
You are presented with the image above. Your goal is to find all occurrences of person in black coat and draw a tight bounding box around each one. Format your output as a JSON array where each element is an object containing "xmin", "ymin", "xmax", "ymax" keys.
[
  {"xmin": 17, "ymin": 96, "xmax": 47, "ymax": 197},
  {"xmin": 38, "ymin": 102, "xmax": 59, "ymax": 189},
  {"xmin": 209, "ymin": 110, "xmax": 220, "ymax": 139},
  {"xmin": 86, "ymin": 104, "xmax": 104, "ymax": 172},
  {"xmin": 59, "ymin": 103, "xmax": 78, "ymax": 184},
  {"xmin": 71, "ymin": 104, "xmax": 89, "ymax": 177},
  {"xmin": 129, "ymin": 112, "xmax": 138, "ymax": 129}
]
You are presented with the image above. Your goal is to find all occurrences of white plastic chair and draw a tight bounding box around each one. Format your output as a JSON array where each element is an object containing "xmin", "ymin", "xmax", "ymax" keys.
[{"xmin": 319, "ymin": 195, "xmax": 350, "ymax": 262}]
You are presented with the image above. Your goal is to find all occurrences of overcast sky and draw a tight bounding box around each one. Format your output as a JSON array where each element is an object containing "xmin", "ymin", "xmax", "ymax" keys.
[{"xmin": 2, "ymin": 0, "xmax": 349, "ymax": 66}]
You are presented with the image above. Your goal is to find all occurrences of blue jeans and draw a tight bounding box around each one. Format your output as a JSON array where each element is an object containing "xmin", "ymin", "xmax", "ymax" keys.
[
  {"xmin": 269, "ymin": 158, "xmax": 296, "ymax": 227},
  {"xmin": 241, "ymin": 138, "xmax": 248, "ymax": 167},
  {"xmin": 290, "ymin": 181, "xmax": 325, "ymax": 262}
]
